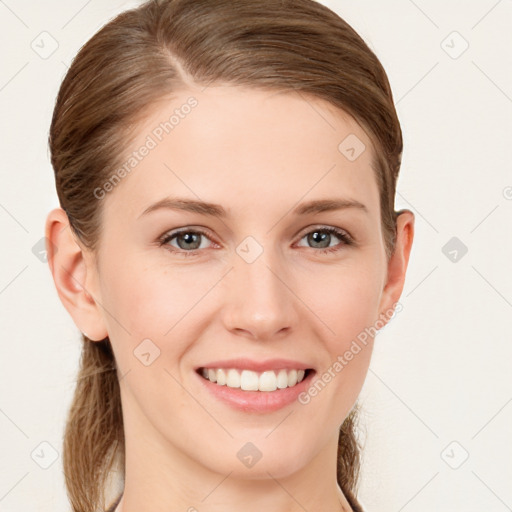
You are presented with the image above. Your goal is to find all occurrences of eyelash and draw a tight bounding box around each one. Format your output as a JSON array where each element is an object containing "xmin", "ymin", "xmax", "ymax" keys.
[{"xmin": 158, "ymin": 226, "xmax": 354, "ymax": 258}]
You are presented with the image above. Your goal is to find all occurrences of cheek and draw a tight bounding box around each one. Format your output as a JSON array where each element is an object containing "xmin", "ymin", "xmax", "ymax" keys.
[
  {"xmin": 288, "ymin": 269, "xmax": 379, "ymax": 438},
  {"xmin": 301, "ymin": 263, "xmax": 381, "ymax": 396},
  {"xmin": 99, "ymin": 260, "xmax": 218, "ymax": 370},
  {"xmin": 302, "ymin": 262, "xmax": 382, "ymax": 344},
  {"xmin": 101, "ymin": 259, "xmax": 201, "ymax": 334}
]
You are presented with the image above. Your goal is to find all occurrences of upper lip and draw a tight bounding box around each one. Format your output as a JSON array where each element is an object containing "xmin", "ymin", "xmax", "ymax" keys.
[{"xmin": 196, "ymin": 358, "xmax": 314, "ymax": 372}]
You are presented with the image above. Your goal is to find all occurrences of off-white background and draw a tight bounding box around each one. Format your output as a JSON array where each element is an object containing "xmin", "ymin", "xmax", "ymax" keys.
[{"xmin": 1, "ymin": 1, "xmax": 511, "ymax": 511}]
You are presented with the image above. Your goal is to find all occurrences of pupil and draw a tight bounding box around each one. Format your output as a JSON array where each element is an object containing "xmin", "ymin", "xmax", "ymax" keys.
[
  {"xmin": 178, "ymin": 232, "xmax": 200, "ymax": 250},
  {"xmin": 310, "ymin": 231, "xmax": 329, "ymax": 248}
]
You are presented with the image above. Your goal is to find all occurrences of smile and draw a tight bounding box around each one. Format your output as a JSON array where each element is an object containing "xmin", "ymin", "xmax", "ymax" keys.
[{"xmin": 197, "ymin": 367, "xmax": 309, "ymax": 392}]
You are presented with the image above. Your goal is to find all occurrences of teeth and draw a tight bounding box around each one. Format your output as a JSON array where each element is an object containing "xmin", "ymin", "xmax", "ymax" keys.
[
  {"xmin": 226, "ymin": 369, "xmax": 241, "ymax": 388},
  {"xmin": 260, "ymin": 371, "xmax": 277, "ymax": 392},
  {"xmin": 199, "ymin": 367, "xmax": 308, "ymax": 392},
  {"xmin": 276, "ymin": 369, "xmax": 288, "ymax": 389},
  {"xmin": 240, "ymin": 370, "xmax": 259, "ymax": 391},
  {"xmin": 216, "ymin": 368, "xmax": 227, "ymax": 386}
]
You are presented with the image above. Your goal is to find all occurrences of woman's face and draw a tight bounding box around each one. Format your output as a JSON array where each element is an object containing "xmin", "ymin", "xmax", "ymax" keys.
[{"xmin": 79, "ymin": 86, "xmax": 410, "ymax": 482}]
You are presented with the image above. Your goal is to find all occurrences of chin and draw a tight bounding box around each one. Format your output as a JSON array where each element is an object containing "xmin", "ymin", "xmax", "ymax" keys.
[{"xmin": 200, "ymin": 441, "xmax": 310, "ymax": 481}]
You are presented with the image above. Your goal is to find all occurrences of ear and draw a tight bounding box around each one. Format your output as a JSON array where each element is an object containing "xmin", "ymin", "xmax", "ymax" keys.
[
  {"xmin": 45, "ymin": 207, "xmax": 108, "ymax": 341},
  {"xmin": 377, "ymin": 209, "xmax": 415, "ymax": 321}
]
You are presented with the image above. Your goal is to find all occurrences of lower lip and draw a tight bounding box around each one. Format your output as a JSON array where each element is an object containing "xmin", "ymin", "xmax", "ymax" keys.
[{"xmin": 195, "ymin": 370, "xmax": 315, "ymax": 413}]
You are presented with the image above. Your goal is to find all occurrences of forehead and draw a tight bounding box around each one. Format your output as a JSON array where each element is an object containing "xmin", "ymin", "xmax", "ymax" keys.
[{"xmin": 103, "ymin": 86, "xmax": 379, "ymax": 221}]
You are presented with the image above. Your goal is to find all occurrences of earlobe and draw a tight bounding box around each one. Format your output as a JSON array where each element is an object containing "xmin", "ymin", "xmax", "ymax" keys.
[
  {"xmin": 378, "ymin": 209, "xmax": 415, "ymax": 319},
  {"xmin": 45, "ymin": 208, "xmax": 108, "ymax": 342}
]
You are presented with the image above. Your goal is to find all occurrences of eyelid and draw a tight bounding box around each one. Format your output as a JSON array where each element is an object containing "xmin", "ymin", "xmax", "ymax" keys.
[{"xmin": 295, "ymin": 223, "xmax": 352, "ymax": 240}]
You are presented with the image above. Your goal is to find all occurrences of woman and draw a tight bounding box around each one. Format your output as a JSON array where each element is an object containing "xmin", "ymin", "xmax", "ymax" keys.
[{"xmin": 45, "ymin": 0, "xmax": 414, "ymax": 510}]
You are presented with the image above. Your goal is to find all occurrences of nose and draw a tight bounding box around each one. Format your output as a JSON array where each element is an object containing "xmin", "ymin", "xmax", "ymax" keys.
[{"xmin": 221, "ymin": 245, "xmax": 300, "ymax": 341}]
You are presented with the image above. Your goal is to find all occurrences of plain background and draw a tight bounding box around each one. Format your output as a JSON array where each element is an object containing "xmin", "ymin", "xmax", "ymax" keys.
[{"xmin": 1, "ymin": 1, "xmax": 511, "ymax": 511}]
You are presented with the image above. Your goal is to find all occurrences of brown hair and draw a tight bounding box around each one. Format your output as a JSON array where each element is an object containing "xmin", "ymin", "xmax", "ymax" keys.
[{"xmin": 49, "ymin": 0, "xmax": 402, "ymax": 510}]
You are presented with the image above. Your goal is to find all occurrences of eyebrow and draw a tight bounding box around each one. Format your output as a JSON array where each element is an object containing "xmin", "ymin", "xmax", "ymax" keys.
[{"xmin": 138, "ymin": 196, "xmax": 368, "ymax": 219}]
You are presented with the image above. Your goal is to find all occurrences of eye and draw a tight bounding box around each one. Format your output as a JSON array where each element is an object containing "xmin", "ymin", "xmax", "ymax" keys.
[
  {"xmin": 158, "ymin": 225, "xmax": 354, "ymax": 257},
  {"xmin": 158, "ymin": 228, "xmax": 215, "ymax": 257},
  {"xmin": 295, "ymin": 226, "xmax": 353, "ymax": 254}
]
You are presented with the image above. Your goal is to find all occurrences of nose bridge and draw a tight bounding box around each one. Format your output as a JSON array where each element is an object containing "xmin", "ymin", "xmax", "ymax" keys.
[{"xmin": 223, "ymin": 236, "xmax": 298, "ymax": 337}]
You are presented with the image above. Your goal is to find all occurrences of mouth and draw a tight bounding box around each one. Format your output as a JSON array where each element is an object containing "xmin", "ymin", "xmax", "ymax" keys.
[
  {"xmin": 196, "ymin": 367, "xmax": 314, "ymax": 392},
  {"xmin": 193, "ymin": 358, "xmax": 317, "ymax": 412}
]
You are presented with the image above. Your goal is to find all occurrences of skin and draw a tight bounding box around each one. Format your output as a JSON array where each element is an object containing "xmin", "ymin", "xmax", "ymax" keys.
[{"xmin": 46, "ymin": 85, "xmax": 414, "ymax": 512}]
